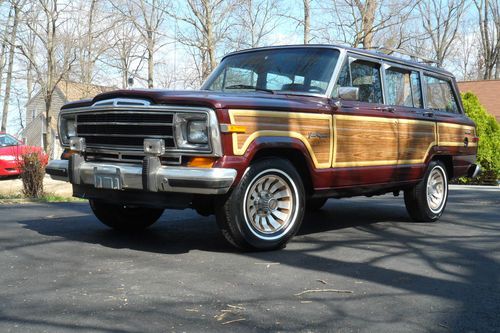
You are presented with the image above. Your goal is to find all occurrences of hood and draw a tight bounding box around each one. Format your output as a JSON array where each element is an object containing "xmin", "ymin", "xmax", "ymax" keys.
[
  {"xmin": 0, "ymin": 144, "xmax": 43, "ymax": 157},
  {"xmin": 62, "ymin": 89, "xmax": 333, "ymax": 114}
]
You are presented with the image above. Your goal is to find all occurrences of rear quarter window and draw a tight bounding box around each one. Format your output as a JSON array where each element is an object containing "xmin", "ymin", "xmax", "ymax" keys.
[{"xmin": 424, "ymin": 75, "xmax": 459, "ymax": 113}]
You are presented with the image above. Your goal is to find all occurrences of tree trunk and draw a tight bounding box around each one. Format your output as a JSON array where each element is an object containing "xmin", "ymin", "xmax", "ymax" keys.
[
  {"xmin": 496, "ymin": 56, "xmax": 500, "ymax": 79},
  {"xmin": 205, "ymin": 4, "xmax": 216, "ymax": 80},
  {"xmin": 27, "ymin": 63, "xmax": 33, "ymax": 101},
  {"xmin": 1, "ymin": 2, "xmax": 20, "ymax": 132},
  {"xmin": 147, "ymin": 31, "xmax": 154, "ymax": 88},
  {"xmin": 362, "ymin": 0, "xmax": 377, "ymax": 49},
  {"xmin": 0, "ymin": 6, "xmax": 14, "ymax": 113},
  {"xmin": 43, "ymin": 1, "xmax": 57, "ymax": 155},
  {"xmin": 303, "ymin": 0, "xmax": 310, "ymax": 44}
]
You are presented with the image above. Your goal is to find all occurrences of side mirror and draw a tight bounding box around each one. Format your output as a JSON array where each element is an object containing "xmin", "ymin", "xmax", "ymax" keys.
[{"xmin": 338, "ymin": 86, "xmax": 359, "ymax": 101}]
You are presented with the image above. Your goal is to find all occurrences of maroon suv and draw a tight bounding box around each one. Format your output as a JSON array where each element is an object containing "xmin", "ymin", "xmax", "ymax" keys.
[{"xmin": 47, "ymin": 45, "xmax": 479, "ymax": 250}]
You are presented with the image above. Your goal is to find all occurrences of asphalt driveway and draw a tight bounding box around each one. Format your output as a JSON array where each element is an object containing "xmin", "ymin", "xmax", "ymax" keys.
[{"xmin": 0, "ymin": 186, "xmax": 499, "ymax": 332}]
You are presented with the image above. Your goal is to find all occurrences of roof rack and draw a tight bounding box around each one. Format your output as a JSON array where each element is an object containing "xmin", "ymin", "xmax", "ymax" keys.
[{"xmin": 367, "ymin": 46, "xmax": 439, "ymax": 66}]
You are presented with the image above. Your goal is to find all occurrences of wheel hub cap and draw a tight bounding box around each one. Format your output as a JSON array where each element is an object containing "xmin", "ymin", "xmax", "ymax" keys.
[
  {"xmin": 246, "ymin": 174, "xmax": 294, "ymax": 234},
  {"xmin": 426, "ymin": 168, "xmax": 446, "ymax": 213}
]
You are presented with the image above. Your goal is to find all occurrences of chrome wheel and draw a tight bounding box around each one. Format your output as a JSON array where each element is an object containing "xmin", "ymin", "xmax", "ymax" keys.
[
  {"xmin": 426, "ymin": 166, "xmax": 446, "ymax": 213},
  {"xmin": 243, "ymin": 169, "xmax": 297, "ymax": 239}
]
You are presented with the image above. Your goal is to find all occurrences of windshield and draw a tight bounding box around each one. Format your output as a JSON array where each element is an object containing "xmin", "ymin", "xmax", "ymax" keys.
[
  {"xmin": 0, "ymin": 134, "xmax": 20, "ymax": 147},
  {"xmin": 202, "ymin": 48, "xmax": 340, "ymax": 95}
]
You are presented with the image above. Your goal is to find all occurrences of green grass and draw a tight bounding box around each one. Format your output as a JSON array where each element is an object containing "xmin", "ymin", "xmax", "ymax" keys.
[{"xmin": 0, "ymin": 192, "xmax": 85, "ymax": 203}]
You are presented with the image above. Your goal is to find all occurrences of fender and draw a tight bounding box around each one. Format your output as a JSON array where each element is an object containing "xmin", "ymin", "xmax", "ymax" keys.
[{"xmin": 215, "ymin": 136, "xmax": 317, "ymax": 186}]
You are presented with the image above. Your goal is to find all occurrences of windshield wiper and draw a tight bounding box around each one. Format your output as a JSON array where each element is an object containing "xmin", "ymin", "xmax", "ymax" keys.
[{"xmin": 225, "ymin": 84, "xmax": 275, "ymax": 94}]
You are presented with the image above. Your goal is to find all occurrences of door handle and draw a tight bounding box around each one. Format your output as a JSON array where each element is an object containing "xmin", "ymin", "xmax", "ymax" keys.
[
  {"xmin": 423, "ymin": 111, "xmax": 434, "ymax": 117},
  {"xmin": 374, "ymin": 106, "xmax": 395, "ymax": 113}
]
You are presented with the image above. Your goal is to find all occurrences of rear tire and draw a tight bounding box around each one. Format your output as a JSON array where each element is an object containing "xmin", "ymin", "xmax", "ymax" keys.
[
  {"xmin": 216, "ymin": 158, "xmax": 305, "ymax": 251},
  {"xmin": 89, "ymin": 199, "xmax": 164, "ymax": 231},
  {"xmin": 404, "ymin": 161, "xmax": 448, "ymax": 222}
]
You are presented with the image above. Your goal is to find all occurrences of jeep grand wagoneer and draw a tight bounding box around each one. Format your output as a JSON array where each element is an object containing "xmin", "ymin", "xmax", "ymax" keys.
[{"xmin": 47, "ymin": 45, "xmax": 480, "ymax": 250}]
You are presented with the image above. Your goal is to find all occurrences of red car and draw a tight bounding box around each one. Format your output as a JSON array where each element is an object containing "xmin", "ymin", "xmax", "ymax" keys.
[{"xmin": 0, "ymin": 132, "xmax": 47, "ymax": 177}]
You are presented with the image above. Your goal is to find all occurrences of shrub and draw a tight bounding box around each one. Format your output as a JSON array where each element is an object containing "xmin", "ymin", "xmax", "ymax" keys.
[
  {"xmin": 18, "ymin": 152, "xmax": 45, "ymax": 198},
  {"xmin": 461, "ymin": 92, "xmax": 500, "ymax": 184}
]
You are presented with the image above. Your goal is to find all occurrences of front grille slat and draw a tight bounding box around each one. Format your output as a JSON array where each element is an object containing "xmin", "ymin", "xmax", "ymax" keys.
[
  {"xmin": 77, "ymin": 113, "xmax": 173, "ymax": 124},
  {"xmin": 76, "ymin": 111, "xmax": 175, "ymax": 150}
]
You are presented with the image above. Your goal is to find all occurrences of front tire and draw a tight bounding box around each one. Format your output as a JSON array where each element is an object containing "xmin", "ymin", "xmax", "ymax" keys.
[
  {"xmin": 89, "ymin": 199, "xmax": 164, "ymax": 231},
  {"xmin": 216, "ymin": 158, "xmax": 305, "ymax": 251},
  {"xmin": 404, "ymin": 161, "xmax": 448, "ymax": 222},
  {"xmin": 306, "ymin": 197, "xmax": 328, "ymax": 211}
]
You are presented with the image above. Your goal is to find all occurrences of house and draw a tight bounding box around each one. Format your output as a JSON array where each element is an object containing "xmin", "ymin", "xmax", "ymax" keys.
[
  {"xmin": 457, "ymin": 80, "xmax": 500, "ymax": 122},
  {"xmin": 22, "ymin": 81, "xmax": 114, "ymax": 159}
]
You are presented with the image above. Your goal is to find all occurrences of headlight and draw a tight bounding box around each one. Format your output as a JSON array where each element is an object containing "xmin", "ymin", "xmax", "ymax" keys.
[
  {"xmin": 59, "ymin": 115, "xmax": 77, "ymax": 145},
  {"xmin": 187, "ymin": 120, "xmax": 208, "ymax": 144},
  {"xmin": 174, "ymin": 113, "xmax": 210, "ymax": 150},
  {"xmin": 0, "ymin": 155, "xmax": 16, "ymax": 161}
]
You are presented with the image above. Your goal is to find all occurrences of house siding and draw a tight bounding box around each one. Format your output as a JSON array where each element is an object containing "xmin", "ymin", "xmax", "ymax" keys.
[{"xmin": 23, "ymin": 90, "xmax": 67, "ymax": 160}]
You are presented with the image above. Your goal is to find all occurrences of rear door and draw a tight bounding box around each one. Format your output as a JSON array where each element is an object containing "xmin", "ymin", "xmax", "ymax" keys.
[{"xmin": 382, "ymin": 64, "xmax": 437, "ymax": 182}]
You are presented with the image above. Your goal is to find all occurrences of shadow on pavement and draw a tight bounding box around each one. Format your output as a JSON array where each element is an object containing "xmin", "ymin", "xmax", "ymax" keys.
[{"xmin": 14, "ymin": 193, "xmax": 500, "ymax": 331}]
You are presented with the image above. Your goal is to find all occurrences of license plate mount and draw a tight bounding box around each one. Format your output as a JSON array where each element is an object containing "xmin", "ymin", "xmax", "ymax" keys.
[{"xmin": 93, "ymin": 166, "xmax": 122, "ymax": 190}]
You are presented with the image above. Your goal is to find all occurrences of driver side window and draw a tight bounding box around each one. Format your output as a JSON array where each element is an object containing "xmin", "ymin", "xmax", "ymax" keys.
[{"xmin": 334, "ymin": 58, "xmax": 383, "ymax": 104}]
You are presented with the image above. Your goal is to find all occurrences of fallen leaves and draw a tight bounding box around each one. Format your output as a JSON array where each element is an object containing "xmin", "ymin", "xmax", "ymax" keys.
[
  {"xmin": 214, "ymin": 304, "xmax": 246, "ymax": 325},
  {"xmin": 254, "ymin": 262, "xmax": 280, "ymax": 268}
]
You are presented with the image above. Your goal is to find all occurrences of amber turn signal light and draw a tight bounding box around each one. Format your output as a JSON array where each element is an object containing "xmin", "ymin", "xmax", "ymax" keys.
[
  {"xmin": 61, "ymin": 149, "xmax": 77, "ymax": 160},
  {"xmin": 187, "ymin": 157, "xmax": 216, "ymax": 168},
  {"xmin": 220, "ymin": 124, "xmax": 246, "ymax": 133}
]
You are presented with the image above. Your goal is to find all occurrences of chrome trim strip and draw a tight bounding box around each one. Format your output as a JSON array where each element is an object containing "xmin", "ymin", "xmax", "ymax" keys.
[
  {"xmin": 77, "ymin": 133, "xmax": 173, "ymax": 138},
  {"xmin": 93, "ymin": 98, "xmax": 151, "ymax": 106},
  {"xmin": 77, "ymin": 122, "xmax": 173, "ymax": 126}
]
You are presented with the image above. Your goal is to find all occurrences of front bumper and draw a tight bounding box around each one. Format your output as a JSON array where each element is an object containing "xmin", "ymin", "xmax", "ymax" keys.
[
  {"xmin": 46, "ymin": 156, "xmax": 237, "ymax": 195},
  {"xmin": 0, "ymin": 160, "xmax": 20, "ymax": 176}
]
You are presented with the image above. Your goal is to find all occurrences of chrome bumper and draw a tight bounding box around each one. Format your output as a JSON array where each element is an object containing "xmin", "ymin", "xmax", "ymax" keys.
[{"xmin": 46, "ymin": 158, "xmax": 237, "ymax": 195}]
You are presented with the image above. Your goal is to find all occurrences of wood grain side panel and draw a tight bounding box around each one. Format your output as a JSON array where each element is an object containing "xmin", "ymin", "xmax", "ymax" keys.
[
  {"xmin": 398, "ymin": 120, "xmax": 436, "ymax": 163},
  {"xmin": 438, "ymin": 123, "xmax": 477, "ymax": 147},
  {"xmin": 229, "ymin": 110, "xmax": 333, "ymax": 168},
  {"xmin": 334, "ymin": 115, "xmax": 398, "ymax": 167}
]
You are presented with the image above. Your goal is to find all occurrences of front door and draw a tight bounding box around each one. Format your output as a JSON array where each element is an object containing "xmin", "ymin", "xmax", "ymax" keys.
[{"xmin": 332, "ymin": 56, "xmax": 400, "ymax": 187}]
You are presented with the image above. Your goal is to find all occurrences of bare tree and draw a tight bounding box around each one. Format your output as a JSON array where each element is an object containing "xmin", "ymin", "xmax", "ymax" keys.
[
  {"xmin": 74, "ymin": 0, "xmax": 115, "ymax": 90},
  {"xmin": 18, "ymin": 0, "xmax": 77, "ymax": 154},
  {"xmin": 320, "ymin": 0, "xmax": 417, "ymax": 49},
  {"xmin": 418, "ymin": 0, "xmax": 466, "ymax": 66},
  {"xmin": 474, "ymin": 0, "xmax": 500, "ymax": 79},
  {"xmin": 173, "ymin": 0, "xmax": 237, "ymax": 82},
  {"xmin": 111, "ymin": 0, "xmax": 170, "ymax": 88},
  {"xmin": 1, "ymin": 0, "xmax": 21, "ymax": 132},
  {"xmin": 233, "ymin": 0, "xmax": 282, "ymax": 48},
  {"xmin": 103, "ymin": 20, "xmax": 146, "ymax": 89}
]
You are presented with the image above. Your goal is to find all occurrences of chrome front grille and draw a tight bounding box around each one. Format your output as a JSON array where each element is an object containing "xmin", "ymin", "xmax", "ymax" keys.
[{"xmin": 75, "ymin": 111, "xmax": 175, "ymax": 150}]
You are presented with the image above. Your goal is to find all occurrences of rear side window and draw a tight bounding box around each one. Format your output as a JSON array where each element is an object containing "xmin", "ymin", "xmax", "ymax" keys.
[
  {"xmin": 335, "ymin": 59, "xmax": 383, "ymax": 104},
  {"xmin": 424, "ymin": 75, "xmax": 459, "ymax": 113},
  {"xmin": 385, "ymin": 67, "xmax": 422, "ymax": 108}
]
